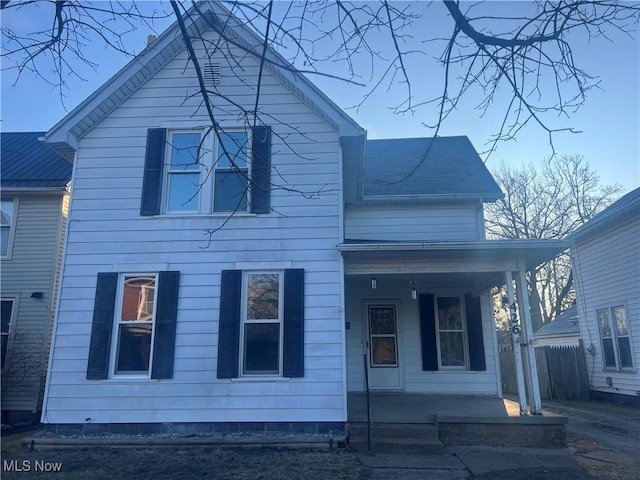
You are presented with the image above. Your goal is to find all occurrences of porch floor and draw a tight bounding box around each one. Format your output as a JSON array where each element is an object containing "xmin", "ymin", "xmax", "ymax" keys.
[
  {"xmin": 347, "ymin": 392, "xmax": 568, "ymax": 448},
  {"xmin": 348, "ymin": 392, "xmax": 526, "ymax": 423}
]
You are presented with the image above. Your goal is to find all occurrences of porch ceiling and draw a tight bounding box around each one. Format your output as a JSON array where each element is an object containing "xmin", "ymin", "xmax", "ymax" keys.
[{"xmin": 339, "ymin": 239, "xmax": 569, "ymax": 275}]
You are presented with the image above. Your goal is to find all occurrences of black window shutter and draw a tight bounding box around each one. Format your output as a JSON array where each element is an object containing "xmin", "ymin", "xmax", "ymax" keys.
[
  {"xmin": 250, "ymin": 126, "xmax": 271, "ymax": 214},
  {"xmin": 86, "ymin": 272, "xmax": 118, "ymax": 380},
  {"xmin": 283, "ymin": 269, "xmax": 305, "ymax": 377},
  {"xmin": 419, "ymin": 294, "xmax": 438, "ymax": 371},
  {"xmin": 151, "ymin": 271, "xmax": 180, "ymax": 379},
  {"xmin": 140, "ymin": 128, "xmax": 166, "ymax": 216},
  {"xmin": 466, "ymin": 294, "xmax": 486, "ymax": 371},
  {"xmin": 217, "ymin": 270, "xmax": 242, "ymax": 378}
]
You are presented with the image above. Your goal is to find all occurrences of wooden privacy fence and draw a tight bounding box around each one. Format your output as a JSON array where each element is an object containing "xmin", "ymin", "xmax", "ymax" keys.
[{"xmin": 500, "ymin": 344, "xmax": 590, "ymax": 401}]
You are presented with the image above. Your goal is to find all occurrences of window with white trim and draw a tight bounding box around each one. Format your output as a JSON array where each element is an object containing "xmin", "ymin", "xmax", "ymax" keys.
[
  {"xmin": 215, "ymin": 131, "xmax": 249, "ymax": 212},
  {"xmin": 163, "ymin": 129, "xmax": 249, "ymax": 214},
  {"xmin": 597, "ymin": 305, "xmax": 633, "ymax": 369},
  {"xmin": 165, "ymin": 132, "xmax": 204, "ymax": 213},
  {"xmin": 111, "ymin": 275, "xmax": 158, "ymax": 375},
  {"xmin": 242, "ymin": 272, "xmax": 282, "ymax": 375},
  {"xmin": 1, "ymin": 198, "xmax": 16, "ymax": 257},
  {"xmin": 1, "ymin": 298, "xmax": 15, "ymax": 370},
  {"xmin": 435, "ymin": 296, "xmax": 468, "ymax": 368}
]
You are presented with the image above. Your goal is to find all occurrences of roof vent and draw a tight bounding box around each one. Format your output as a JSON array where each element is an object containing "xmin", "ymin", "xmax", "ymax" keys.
[{"xmin": 203, "ymin": 63, "xmax": 220, "ymax": 87}]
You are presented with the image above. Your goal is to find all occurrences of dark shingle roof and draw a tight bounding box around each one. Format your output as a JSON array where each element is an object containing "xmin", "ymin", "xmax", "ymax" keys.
[
  {"xmin": 362, "ymin": 136, "xmax": 502, "ymax": 200},
  {"xmin": 1, "ymin": 132, "xmax": 72, "ymax": 188},
  {"xmin": 569, "ymin": 187, "xmax": 640, "ymax": 242},
  {"xmin": 535, "ymin": 305, "xmax": 580, "ymax": 337}
]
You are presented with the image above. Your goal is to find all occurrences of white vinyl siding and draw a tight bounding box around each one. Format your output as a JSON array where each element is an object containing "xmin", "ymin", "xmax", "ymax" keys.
[
  {"xmin": 43, "ymin": 34, "xmax": 345, "ymax": 424},
  {"xmin": 345, "ymin": 203, "xmax": 484, "ymax": 242},
  {"xmin": 345, "ymin": 279, "xmax": 498, "ymax": 394},
  {"xmin": 0, "ymin": 194, "xmax": 66, "ymax": 414},
  {"xmin": 572, "ymin": 216, "xmax": 640, "ymax": 397}
]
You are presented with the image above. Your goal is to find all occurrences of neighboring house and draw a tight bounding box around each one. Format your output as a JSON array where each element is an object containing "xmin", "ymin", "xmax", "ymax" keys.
[
  {"xmin": 570, "ymin": 188, "xmax": 640, "ymax": 406},
  {"xmin": 533, "ymin": 305, "xmax": 581, "ymax": 348},
  {"xmin": 40, "ymin": 3, "xmax": 567, "ymax": 433},
  {"xmin": 1, "ymin": 132, "xmax": 72, "ymax": 423}
]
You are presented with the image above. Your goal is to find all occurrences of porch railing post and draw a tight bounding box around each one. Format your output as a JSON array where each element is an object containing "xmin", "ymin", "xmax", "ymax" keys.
[
  {"xmin": 516, "ymin": 269, "xmax": 542, "ymax": 414},
  {"xmin": 505, "ymin": 271, "xmax": 528, "ymax": 415}
]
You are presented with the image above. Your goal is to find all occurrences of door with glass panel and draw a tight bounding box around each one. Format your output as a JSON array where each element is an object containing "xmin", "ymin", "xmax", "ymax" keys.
[{"xmin": 366, "ymin": 303, "xmax": 403, "ymax": 390}]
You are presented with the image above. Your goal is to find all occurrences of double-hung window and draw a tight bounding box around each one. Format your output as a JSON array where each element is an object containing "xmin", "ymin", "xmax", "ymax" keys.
[
  {"xmin": 597, "ymin": 305, "xmax": 633, "ymax": 369},
  {"xmin": 418, "ymin": 293, "xmax": 486, "ymax": 372},
  {"xmin": 217, "ymin": 269, "xmax": 304, "ymax": 379},
  {"xmin": 165, "ymin": 132, "xmax": 204, "ymax": 213},
  {"xmin": 435, "ymin": 296, "xmax": 468, "ymax": 368},
  {"xmin": 242, "ymin": 272, "xmax": 282, "ymax": 375},
  {"xmin": 112, "ymin": 275, "xmax": 157, "ymax": 375},
  {"xmin": 141, "ymin": 126, "xmax": 271, "ymax": 216},
  {"xmin": 86, "ymin": 271, "xmax": 180, "ymax": 380},
  {"xmin": 1, "ymin": 298, "xmax": 15, "ymax": 370},
  {"xmin": 215, "ymin": 131, "xmax": 249, "ymax": 212},
  {"xmin": 1, "ymin": 198, "xmax": 16, "ymax": 258}
]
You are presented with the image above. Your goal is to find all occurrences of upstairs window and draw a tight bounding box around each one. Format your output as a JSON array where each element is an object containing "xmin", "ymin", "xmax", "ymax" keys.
[
  {"xmin": 1, "ymin": 199, "xmax": 16, "ymax": 258},
  {"xmin": 598, "ymin": 305, "xmax": 633, "ymax": 370},
  {"xmin": 165, "ymin": 132, "xmax": 203, "ymax": 213},
  {"xmin": 215, "ymin": 131, "xmax": 249, "ymax": 212},
  {"xmin": 140, "ymin": 127, "xmax": 271, "ymax": 216}
]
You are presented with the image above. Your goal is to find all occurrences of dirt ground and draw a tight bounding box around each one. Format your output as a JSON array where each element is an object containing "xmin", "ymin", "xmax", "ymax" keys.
[
  {"xmin": 1, "ymin": 436, "xmax": 369, "ymax": 480},
  {"xmin": 543, "ymin": 400, "xmax": 640, "ymax": 480},
  {"xmin": 1, "ymin": 399, "xmax": 637, "ymax": 479}
]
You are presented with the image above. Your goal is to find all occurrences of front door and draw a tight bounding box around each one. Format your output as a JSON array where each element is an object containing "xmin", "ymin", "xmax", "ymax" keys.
[{"xmin": 366, "ymin": 303, "xmax": 403, "ymax": 390}]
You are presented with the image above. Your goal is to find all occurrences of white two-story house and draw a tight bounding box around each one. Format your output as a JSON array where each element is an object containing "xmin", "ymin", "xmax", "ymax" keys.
[{"xmin": 41, "ymin": 2, "xmax": 567, "ymax": 435}]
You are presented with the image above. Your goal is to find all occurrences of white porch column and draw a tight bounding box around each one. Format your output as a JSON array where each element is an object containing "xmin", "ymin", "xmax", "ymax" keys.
[
  {"xmin": 516, "ymin": 269, "xmax": 542, "ymax": 414},
  {"xmin": 505, "ymin": 271, "xmax": 527, "ymax": 415}
]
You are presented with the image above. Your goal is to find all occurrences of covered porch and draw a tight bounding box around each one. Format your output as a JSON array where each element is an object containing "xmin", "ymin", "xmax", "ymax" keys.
[
  {"xmin": 340, "ymin": 239, "xmax": 570, "ymax": 418},
  {"xmin": 346, "ymin": 392, "xmax": 568, "ymax": 449}
]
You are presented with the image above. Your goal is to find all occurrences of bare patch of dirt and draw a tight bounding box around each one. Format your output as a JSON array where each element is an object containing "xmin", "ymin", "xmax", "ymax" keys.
[{"xmin": 543, "ymin": 401, "xmax": 640, "ymax": 480}]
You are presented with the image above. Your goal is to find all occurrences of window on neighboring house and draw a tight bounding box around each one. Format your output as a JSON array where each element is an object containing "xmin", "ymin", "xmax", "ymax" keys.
[
  {"xmin": 419, "ymin": 293, "xmax": 486, "ymax": 372},
  {"xmin": 242, "ymin": 272, "xmax": 282, "ymax": 375},
  {"xmin": 140, "ymin": 126, "xmax": 271, "ymax": 216},
  {"xmin": 597, "ymin": 305, "xmax": 633, "ymax": 369},
  {"xmin": 435, "ymin": 296, "xmax": 468, "ymax": 368},
  {"xmin": 86, "ymin": 271, "xmax": 180, "ymax": 380},
  {"xmin": 217, "ymin": 269, "xmax": 304, "ymax": 379},
  {"xmin": 1, "ymin": 198, "xmax": 15, "ymax": 257},
  {"xmin": 1, "ymin": 298, "xmax": 15, "ymax": 370}
]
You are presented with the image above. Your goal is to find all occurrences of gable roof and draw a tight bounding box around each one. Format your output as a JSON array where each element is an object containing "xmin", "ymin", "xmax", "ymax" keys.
[
  {"xmin": 1, "ymin": 132, "xmax": 72, "ymax": 189},
  {"xmin": 534, "ymin": 305, "xmax": 580, "ymax": 337},
  {"xmin": 360, "ymin": 136, "xmax": 503, "ymax": 201},
  {"xmin": 569, "ymin": 187, "xmax": 640, "ymax": 243},
  {"xmin": 44, "ymin": 1, "xmax": 363, "ymax": 158}
]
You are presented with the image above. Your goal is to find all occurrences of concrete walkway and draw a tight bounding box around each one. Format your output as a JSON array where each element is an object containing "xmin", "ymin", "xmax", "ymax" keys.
[{"xmin": 356, "ymin": 445, "xmax": 583, "ymax": 479}]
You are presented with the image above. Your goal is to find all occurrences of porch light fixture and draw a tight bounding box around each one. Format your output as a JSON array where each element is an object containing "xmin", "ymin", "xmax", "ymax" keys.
[
  {"xmin": 410, "ymin": 281, "xmax": 417, "ymax": 300},
  {"xmin": 371, "ymin": 278, "xmax": 377, "ymax": 290}
]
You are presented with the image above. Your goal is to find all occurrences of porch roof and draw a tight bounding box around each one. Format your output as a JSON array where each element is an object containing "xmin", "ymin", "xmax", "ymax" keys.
[{"xmin": 338, "ymin": 239, "xmax": 569, "ymax": 272}]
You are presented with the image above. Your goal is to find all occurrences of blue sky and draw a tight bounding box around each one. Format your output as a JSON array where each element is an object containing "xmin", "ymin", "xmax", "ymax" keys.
[{"xmin": 2, "ymin": 1, "xmax": 638, "ymax": 192}]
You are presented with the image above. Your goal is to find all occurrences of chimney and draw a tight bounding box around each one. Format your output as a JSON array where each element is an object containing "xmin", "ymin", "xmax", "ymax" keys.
[{"xmin": 147, "ymin": 34, "xmax": 157, "ymax": 46}]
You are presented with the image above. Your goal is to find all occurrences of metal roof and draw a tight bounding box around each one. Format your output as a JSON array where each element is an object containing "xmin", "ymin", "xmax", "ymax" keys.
[
  {"xmin": 1, "ymin": 132, "xmax": 72, "ymax": 188},
  {"xmin": 534, "ymin": 305, "xmax": 580, "ymax": 337},
  {"xmin": 361, "ymin": 136, "xmax": 503, "ymax": 201}
]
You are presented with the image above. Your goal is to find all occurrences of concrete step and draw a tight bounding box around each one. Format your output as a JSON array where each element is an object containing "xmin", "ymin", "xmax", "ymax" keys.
[{"xmin": 348, "ymin": 423, "xmax": 444, "ymax": 454}]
